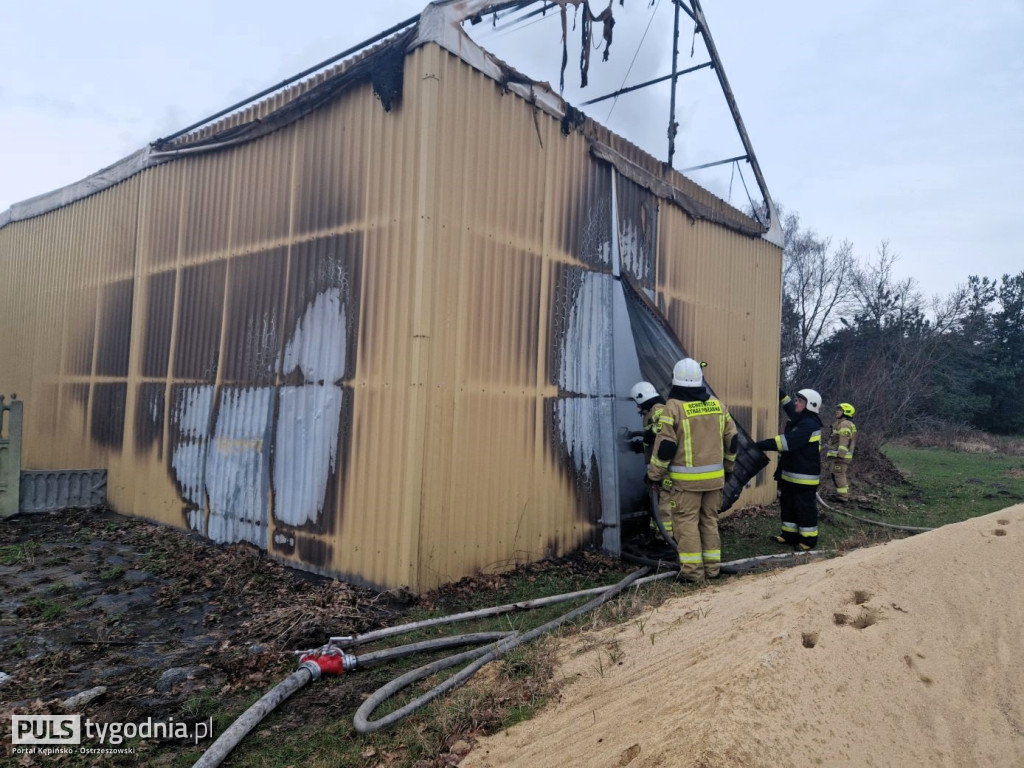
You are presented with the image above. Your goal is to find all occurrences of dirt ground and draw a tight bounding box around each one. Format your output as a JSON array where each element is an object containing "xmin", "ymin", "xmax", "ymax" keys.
[
  {"xmin": 0, "ymin": 509, "xmax": 421, "ymax": 762},
  {"xmin": 462, "ymin": 503, "xmax": 1024, "ymax": 768},
  {"xmin": 0, "ymin": 509, "xmax": 627, "ymax": 765}
]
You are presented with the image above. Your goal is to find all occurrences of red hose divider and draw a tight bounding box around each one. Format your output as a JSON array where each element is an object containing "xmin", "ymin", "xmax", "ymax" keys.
[{"xmin": 300, "ymin": 652, "xmax": 349, "ymax": 676}]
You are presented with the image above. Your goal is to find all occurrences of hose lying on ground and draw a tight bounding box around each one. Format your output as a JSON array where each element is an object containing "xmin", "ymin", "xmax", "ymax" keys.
[
  {"xmin": 718, "ymin": 549, "xmax": 834, "ymax": 574},
  {"xmin": 193, "ymin": 567, "xmax": 666, "ymax": 767},
  {"xmin": 817, "ymin": 493, "xmax": 935, "ymax": 532},
  {"xmin": 622, "ymin": 549, "xmax": 833, "ymax": 574},
  {"xmin": 192, "ymin": 631, "xmax": 517, "ymax": 768},
  {"xmin": 192, "ymin": 665, "xmax": 318, "ymax": 768},
  {"xmin": 354, "ymin": 566, "xmax": 650, "ymax": 733},
  {"xmin": 193, "ymin": 539, "xmax": 846, "ymax": 767},
  {"xmin": 325, "ymin": 570, "xmax": 678, "ymax": 650}
]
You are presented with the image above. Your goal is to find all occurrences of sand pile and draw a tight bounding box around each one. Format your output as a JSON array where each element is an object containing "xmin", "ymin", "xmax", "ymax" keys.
[{"xmin": 463, "ymin": 504, "xmax": 1024, "ymax": 768}]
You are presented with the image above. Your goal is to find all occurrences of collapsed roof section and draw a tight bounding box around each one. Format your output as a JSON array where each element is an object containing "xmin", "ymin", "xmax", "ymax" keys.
[{"xmin": 0, "ymin": 0, "xmax": 781, "ymax": 246}]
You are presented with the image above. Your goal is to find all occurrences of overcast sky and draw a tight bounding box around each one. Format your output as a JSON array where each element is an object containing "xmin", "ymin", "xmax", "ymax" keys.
[{"xmin": 2, "ymin": 1, "xmax": 1021, "ymax": 297}]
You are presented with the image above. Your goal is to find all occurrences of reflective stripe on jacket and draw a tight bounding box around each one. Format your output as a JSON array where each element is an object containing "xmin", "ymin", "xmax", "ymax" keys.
[
  {"xmin": 648, "ymin": 394, "xmax": 738, "ymax": 492},
  {"xmin": 642, "ymin": 403, "xmax": 665, "ymax": 465},
  {"xmin": 829, "ymin": 417, "xmax": 857, "ymax": 460},
  {"xmin": 772, "ymin": 410, "xmax": 823, "ymax": 486}
]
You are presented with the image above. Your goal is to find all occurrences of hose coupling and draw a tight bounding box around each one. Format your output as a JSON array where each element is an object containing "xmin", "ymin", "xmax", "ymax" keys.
[
  {"xmin": 299, "ymin": 645, "xmax": 357, "ymax": 676},
  {"xmin": 299, "ymin": 660, "xmax": 323, "ymax": 681}
]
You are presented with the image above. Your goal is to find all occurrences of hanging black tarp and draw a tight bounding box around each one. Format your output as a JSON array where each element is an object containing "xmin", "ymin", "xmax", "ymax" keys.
[{"xmin": 619, "ymin": 272, "xmax": 769, "ymax": 513}]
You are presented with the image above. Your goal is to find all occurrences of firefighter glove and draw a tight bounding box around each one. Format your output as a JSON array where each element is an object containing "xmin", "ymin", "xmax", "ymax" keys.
[{"xmin": 754, "ymin": 438, "xmax": 775, "ymax": 451}]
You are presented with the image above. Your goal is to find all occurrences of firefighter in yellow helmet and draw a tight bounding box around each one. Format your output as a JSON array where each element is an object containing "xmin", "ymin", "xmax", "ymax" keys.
[
  {"xmin": 647, "ymin": 358, "xmax": 738, "ymax": 583},
  {"xmin": 827, "ymin": 402, "xmax": 857, "ymax": 501}
]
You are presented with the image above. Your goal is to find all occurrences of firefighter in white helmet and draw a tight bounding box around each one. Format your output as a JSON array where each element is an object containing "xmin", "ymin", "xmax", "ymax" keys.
[
  {"xmin": 827, "ymin": 402, "xmax": 857, "ymax": 501},
  {"xmin": 755, "ymin": 388, "xmax": 823, "ymax": 550},
  {"xmin": 647, "ymin": 358, "xmax": 738, "ymax": 582},
  {"xmin": 629, "ymin": 381, "xmax": 672, "ymax": 536},
  {"xmin": 628, "ymin": 382, "xmax": 666, "ymax": 463}
]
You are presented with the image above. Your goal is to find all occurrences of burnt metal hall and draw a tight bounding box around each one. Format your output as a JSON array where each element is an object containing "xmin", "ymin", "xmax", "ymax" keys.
[{"xmin": 0, "ymin": 1, "xmax": 784, "ymax": 591}]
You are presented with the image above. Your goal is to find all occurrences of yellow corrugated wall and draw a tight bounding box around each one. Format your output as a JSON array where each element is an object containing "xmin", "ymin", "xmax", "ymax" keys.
[
  {"xmin": 414, "ymin": 45, "xmax": 781, "ymax": 588},
  {"xmin": 0, "ymin": 41, "xmax": 781, "ymax": 591},
  {"xmin": 415, "ymin": 45, "xmax": 580, "ymax": 586},
  {"xmin": 656, "ymin": 207, "xmax": 783, "ymax": 498},
  {"xmin": 1, "ymin": 180, "xmax": 140, "ymax": 479}
]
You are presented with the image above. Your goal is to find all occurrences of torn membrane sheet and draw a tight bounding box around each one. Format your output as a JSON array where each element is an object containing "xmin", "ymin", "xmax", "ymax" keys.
[{"xmin": 619, "ymin": 272, "xmax": 769, "ymax": 513}]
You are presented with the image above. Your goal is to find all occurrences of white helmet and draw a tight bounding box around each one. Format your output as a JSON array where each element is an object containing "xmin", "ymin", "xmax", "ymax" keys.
[
  {"xmin": 672, "ymin": 358, "xmax": 704, "ymax": 387},
  {"xmin": 796, "ymin": 388, "xmax": 821, "ymax": 414},
  {"xmin": 629, "ymin": 381, "xmax": 659, "ymax": 406}
]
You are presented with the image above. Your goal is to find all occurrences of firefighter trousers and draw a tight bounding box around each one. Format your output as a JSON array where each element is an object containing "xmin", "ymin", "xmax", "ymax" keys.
[
  {"xmin": 658, "ymin": 492, "xmax": 674, "ymax": 535},
  {"xmin": 647, "ymin": 488, "xmax": 675, "ymax": 538},
  {"xmin": 831, "ymin": 459, "xmax": 852, "ymax": 497},
  {"xmin": 665, "ymin": 487, "xmax": 722, "ymax": 581},
  {"xmin": 779, "ymin": 483, "xmax": 818, "ymax": 548}
]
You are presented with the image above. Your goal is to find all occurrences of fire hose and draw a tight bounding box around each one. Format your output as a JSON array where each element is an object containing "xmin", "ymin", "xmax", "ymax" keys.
[
  {"xmin": 648, "ymin": 486, "xmax": 676, "ymax": 548},
  {"xmin": 622, "ymin": 548, "xmax": 834, "ymax": 574},
  {"xmin": 193, "ymin": 524, "xmax": 854, "ymax": 768},
  {"xmin": 192, "ymin": 567, "xmax": 658, "ymax": 768},
  {"xmin": 816, "ymin": 493, "xmax": 935, "ymax": 532}
]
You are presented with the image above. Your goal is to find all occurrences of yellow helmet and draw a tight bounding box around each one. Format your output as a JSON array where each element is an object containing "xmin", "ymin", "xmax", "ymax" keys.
[{"xmin": 839, "ymin": 402, "xmax": 855, "ymax": 417}]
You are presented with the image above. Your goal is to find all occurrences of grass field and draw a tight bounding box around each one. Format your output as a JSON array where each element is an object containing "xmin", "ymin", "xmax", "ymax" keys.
[
  {"xmin": 720, "ymin": 443, "xmax": 1024, "ymax": 562},
  {"xmin": 883, "ymin": 443, "xmax": 1024, "ymax": 524}
]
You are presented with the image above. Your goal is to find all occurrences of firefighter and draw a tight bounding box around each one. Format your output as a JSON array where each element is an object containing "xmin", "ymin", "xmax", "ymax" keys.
[
  {"xmin": 755, "ymin": 388, "xmax": 823, "ymax": 550},
  {"xmin": 827, "ymin": 402, "xmax": 857, "ymax": 501},
  {"xmin": 629, "ymin": 381, "xmax": 666, "ymax": 462},
  {"xmin": 647, "ymin": 359, "xmax": 738, "ymax": 582},
  {"xmin": 629, "ymin": 381, "xmax": 672, "ymax": 536}
]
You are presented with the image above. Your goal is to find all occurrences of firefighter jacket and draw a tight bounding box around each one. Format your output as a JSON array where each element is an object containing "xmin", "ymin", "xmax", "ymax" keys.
[
  {"xmin": 827, "ymin": 417, "xmax": 857, "ymax": 461},
  {"xmin": 756, "ymin": 408, "xmax": 823, "ymax": 487},
  {"xmin": 641, "ymin": 401, "xmax": 665, "ymax": 465},
  {"xmin": 647, "ymin": 385, "xmax": 739, "ymax": 493}
]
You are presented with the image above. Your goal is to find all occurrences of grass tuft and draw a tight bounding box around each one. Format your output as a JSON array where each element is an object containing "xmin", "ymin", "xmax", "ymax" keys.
[{"xmin": 0, "ymin": 542, "xmax": 39, "ymax": 566}]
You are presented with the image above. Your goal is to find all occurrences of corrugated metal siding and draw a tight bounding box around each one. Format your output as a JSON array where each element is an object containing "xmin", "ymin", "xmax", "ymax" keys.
[
  {"xmin": 419, "ymin": 45, "xmax": 616, "ymax": 586},
  {"xmin": 1, "ymin": 179, "xmax": 142, "ymax": 476},
  {"xmin": 615, "ymin": 172, "xmax": 658, "ymax": 289},
  {"xmin": 328, "ymin": 46, "xmax": 434, "ymax": 588},
  {"xmin": 128, "ymin": 167, "xmax": 185, "ymax": 526},
  {"xmin": 657, "ymin": 206, "xmax": 782, "ymax": 500},
  {"xmin": 20, "ymin": 469, "xmax": 107, "ymax": 513},
  {"xmin": 0, "ymin": 40, "xmax": 782, "ymax": 590}
]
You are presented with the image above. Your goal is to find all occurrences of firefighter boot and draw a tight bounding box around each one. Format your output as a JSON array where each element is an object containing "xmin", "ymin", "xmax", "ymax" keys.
[{"xmin": 772, "ymin": 521, "xmax": 799, "ymax": 546}]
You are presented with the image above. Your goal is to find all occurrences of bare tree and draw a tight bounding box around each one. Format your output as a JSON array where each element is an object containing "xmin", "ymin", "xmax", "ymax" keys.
[
  {"xmin": 814, "ymin": 244, "xmax": 968, "ymax": 448},
  {"xmin": 848, "ymin": 241, "xmax": 921, "ymax": 331},
  {"xmin": 779, "ymin": 211, "xmax": 855, "ymax": 387}
]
